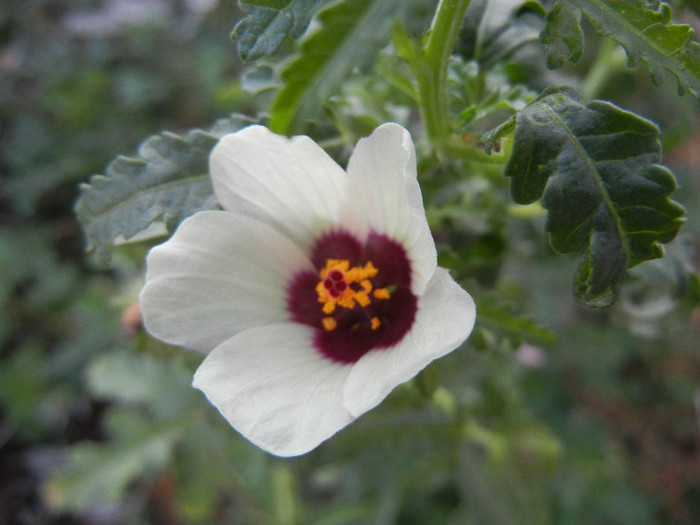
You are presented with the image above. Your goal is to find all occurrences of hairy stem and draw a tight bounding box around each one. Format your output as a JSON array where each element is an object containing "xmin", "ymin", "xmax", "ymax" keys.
[{"xmin": 419, "ymin": 0, "xmax": 472, "ymax": 154}]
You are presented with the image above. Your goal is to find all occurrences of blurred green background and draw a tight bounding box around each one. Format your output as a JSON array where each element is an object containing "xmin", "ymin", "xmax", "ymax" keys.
[{"xmin": 2, "ymin": 1, "xmax": 700, "ymax": 524}]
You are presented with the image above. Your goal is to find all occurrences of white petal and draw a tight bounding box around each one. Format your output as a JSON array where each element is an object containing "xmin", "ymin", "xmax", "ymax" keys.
[
  {"xmin": 343, "ymin": 268, "xmax": 475, "ymax": 418},
  {"xmin": 210, "ymin": 125, "xmax": 363, "ymax": 250},
  {"xmin": 192, "ymin": 323, "xmax": 354, "ymax": 457},
  {"xmin": 346, "ymin": 123, "xmax": 437, "ymax": 294},
  {"xmin": 140, "ymin": 211, "xmax": 312, "ymax": 353}
]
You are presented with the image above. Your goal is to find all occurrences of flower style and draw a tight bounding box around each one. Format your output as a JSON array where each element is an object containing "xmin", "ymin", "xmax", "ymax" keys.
[{"xmin": 139, "ymin": 123, "xmax": 476, "ymax": 457}]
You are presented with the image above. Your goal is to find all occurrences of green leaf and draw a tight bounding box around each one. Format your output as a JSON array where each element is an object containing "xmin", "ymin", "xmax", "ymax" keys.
[
  {"xmin": 485, "ymin": 88, "xmax": 685, "ymax": 307},
  {"xmin": 448, "ymin": 56, "xmax": 536, "ymax": 132},
  {"xmin": 75, "ymin": 114, "xmax": 255, "ymax": 263},
  {"xmin": 243, "ymin": 0, "xmax": 294, "ymax": 7},
  {"xmin": 233, "ymin": 0, "xmax": 331, "ymax": 62},
  {"xmin": 44, "ymin": 412, "xmax": 181, "ymax": 512},
  {"xmin": 462, "ymin": 0, "xmax": 546, "ymax": 68},
  {"xmin": 269, "ymin": 0, "xmax": 410, "ymax": 134},
  {"xmin": 86, "ymin": 351, "xmax": 198, "ymax": 418},
  {"xmin": 241, "ymin": 63, "xmax": 281, "ymax": 94},
  {"xmin": 474, "ymin": 294, "xmax": 556, "ymax": 349},
  {"xmin": 540, "ymin": 0, "xmax": 700, "ymax": 98},
  {"xmin": 539, "ymin": 0, "xmax": 583, "ymax": 68}
]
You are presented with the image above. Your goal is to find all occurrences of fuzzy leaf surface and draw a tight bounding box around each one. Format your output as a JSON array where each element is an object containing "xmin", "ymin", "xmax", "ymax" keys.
[
  {"xmin": 270, "ymin": 0, "xmax": 409, "ymax": 134},
  {"xmin": 539, "ymin": 0, "xmax": 583, "ymax": 68},
  {"xmin": 485, "ymin": 88, "xmax": 685, "ymax": 307},
  {"xmin": 233, "ymin": 0, "xmax": 331, "ymax": 61},
  {"xmin": 474, "ymin": 293, "xmax": 556, "ymax": 348},
  {"xmin": 44, "ymin": 412, "xmax": 181, "ymax": 511},
  {"xmin": 75, "ymin": 114, "xmax": 255, "ymax": 263},
  {"xmin": 461, "ymin": 0, "xmax": 545, "ymax": 68},
  {"xmin": 540, "ymin": 0, "xmax": 700, "ymax": 98}
]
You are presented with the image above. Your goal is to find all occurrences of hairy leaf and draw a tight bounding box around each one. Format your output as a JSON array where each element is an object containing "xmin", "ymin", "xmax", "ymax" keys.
[
  {"xmin": 448, "ymin": 56, "xmax": 535, "ymax": 132},
  {"xmin": 269, "ymin": 0, "xmax": 410, "ymax": 134},
  {"xmin": 75, "ymin": 114, "xmax": 255, "ymax": 263},
  {"xmin": 474, "ymin": 294, "xmax": 556, "ymax": 349},
  {"xmin": 539, "ymin": 0, "xmax": 582, "ymax": 68},
  {"xmin": 87, "ymin": 352, "xmax": 198, "ymax": 417},
  {"xmin": 540, "ymin": 0, "xmax": 700, "ymax": 98},
  {"xmin": 461, "ymin": 0, "xmax": 545, "ymax": 67},
  {"xmin": 44, "ymin": 411, "xmax": 181, "ymax": 511},
  {"xmin": 485, "ymin": 88, "xmax": 685, "ymax": 307},
  {"xmin": 233, "ymin": 0, "xmax": 331, "ymax": 61}
]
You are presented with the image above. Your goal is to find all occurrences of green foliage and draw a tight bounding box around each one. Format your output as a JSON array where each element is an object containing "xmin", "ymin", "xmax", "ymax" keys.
[
  {"xmin": 460, "ymin": 0, "xmax": 546, "ymax": 68},
  {"xmin": 0, "ymin": 227, "xmax": 121, "ymax": 440},
  {"xmin": 45, "ymin": 411, "xmax": 181, "ymax": 511},
  {"xmin": 539, "ymin": 0, "xmax": 583, "ymax": 68},
  {"xmin": 392, "ymin": 0, "xmax": 474, "ymax": 152},
  {"xmin": 4, "ymin": 0, "xmax": 700, "ymax": 523},
  {"xmin": 473, "ymin": 292, "xmax": 556, "ymax": 350},
  {"xmin": 485, "ymin": 87, "xmax": 685, "ymax": 306},
  {"xmin": 87, "ymin": 351, "xmax": 200, "ymax": 416},
  {"xmin": 448, "ymin": 56, "xmax": 536, "ymax": 134},
  {"xmin": 541, "ymin": 0, "xmax": 700, "ymax": 98},
  {"xmin": 269, "ymin": 0, "xmax": 412, "ymax": 134},
  {"xmin": 45, "ymin": 351, "xmax": 217, "ymax": 516},
  {"xmin": 233, "ymin": 0, "xmax": 331, "ymax": 61},
  {"xmin": 75, "ymin": 114, "xmax": 255, "ymax": 263}
]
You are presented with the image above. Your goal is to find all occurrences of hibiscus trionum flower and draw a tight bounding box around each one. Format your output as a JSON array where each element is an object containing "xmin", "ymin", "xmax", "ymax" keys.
[{"xmin": 139, "ymin": 123, "xmax": 476, "ymax": 457}]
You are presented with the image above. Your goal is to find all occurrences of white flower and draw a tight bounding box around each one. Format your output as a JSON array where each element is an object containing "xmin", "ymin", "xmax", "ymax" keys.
[{"xmin": 139, "ymin": 123, "xmax": 476, "ymax": 457}]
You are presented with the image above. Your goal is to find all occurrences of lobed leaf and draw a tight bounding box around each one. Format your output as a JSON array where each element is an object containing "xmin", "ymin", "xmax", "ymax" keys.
[
  {"xmin": 461, "ymin": 0, "xmax": 546, "ymax": 68},
  {"xmin": 539, "ymin": 0, "xmax": 583, "ymax": 69},
  {"xmin": 474, "ymin": 293, "xmax": 556, "ymax": 349},
  {"xmin": 485, "ymin": 88, "xmax": 685, "ymax": 307},
  {"xmin": 75, "ymin": 114, "xmax": 255, "ymax": 263},
  {"xmin": 87, "ymin": 351, "xmax": 198, "ymax": 417},
  {"xmin": 269, "ymin": 0, "xmax": 411, "ymax": 134},
  {"xmin": 540, "ymin": 0, "xmax": 700, "ymax": 98},
  {"xmin": 233, "ymin": 0, "xmax": 331, "ymax": 61},
  {"xmin": 44, "ymin": 413, "xmax": 181, "ymax": 511}
]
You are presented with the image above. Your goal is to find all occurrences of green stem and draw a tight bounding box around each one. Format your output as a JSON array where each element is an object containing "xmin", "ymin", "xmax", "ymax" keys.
[
  {"xmin": 272, "ymin": 463, "xmax": 296, "ymax": 525},
  {"xmin": 581, "ymin": 38, "xmax": 626, "ymax": 100},
  {"xmin": 419, "ymin": 0, "xmax": 472, "ymax": 154}
]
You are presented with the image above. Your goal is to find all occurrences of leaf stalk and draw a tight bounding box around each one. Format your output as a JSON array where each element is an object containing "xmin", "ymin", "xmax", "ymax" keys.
[{"xmin": 419, "ymin": 0, "xmax": 472, "ymax": 155}]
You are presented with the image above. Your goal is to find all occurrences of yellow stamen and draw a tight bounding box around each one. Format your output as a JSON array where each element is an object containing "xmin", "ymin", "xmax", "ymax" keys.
[
  {"xmin": 315, "ymin": 258, "xmax": 391, "ymax": 331},
  {"xmin": 373, "ymin": 288, "xmax": 391, "ymax": 300},
  {"xmin": 322, "ymin": 317, "xmax": 337, "ymax": 331},
  {"xmin": 321, "ymin": 300, "xmax": 336, "ymax": 315}
]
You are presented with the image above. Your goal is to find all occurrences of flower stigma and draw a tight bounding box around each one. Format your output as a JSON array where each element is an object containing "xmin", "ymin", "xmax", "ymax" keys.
[{"xmin": 315, "ymin": 258, "xmax": 391, "ymax": 331}]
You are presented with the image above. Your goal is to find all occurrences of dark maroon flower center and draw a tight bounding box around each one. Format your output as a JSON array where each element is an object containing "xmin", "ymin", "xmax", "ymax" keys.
[{"xmin": 287, "ymin": 230, "xmax": 418, "ymax": 364}]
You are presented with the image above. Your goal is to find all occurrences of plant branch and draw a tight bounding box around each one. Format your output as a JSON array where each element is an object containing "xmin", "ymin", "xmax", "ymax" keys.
[{"xmin": 419, "ymin": 0, "xmax": 472, "ymax": 154}]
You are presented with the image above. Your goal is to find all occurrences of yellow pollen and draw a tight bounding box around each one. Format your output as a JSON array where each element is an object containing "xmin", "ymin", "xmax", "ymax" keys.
[
  {"xmin": 373, "ymin": 288, "xmax": 391, "ymax": 300},
  {"xmin": 322, "ymin": 317, "xmax": 338, "ymax": 331},
  {"xmin": 315, "ymin": 258, "xmax": 390, "ymax": 331}
]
